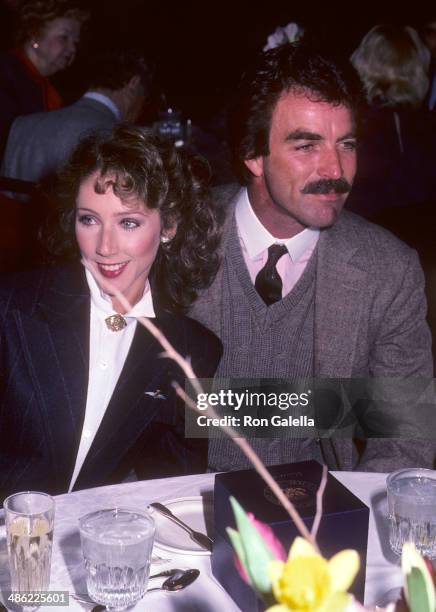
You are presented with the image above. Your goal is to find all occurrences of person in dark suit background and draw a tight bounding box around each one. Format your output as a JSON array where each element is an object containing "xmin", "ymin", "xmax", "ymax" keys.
[
  {"xmin": 1, "ymin": 47, "xmax": 152, "ymax": 190},
  {"xmin": 0, "ymin": 124, "xmax": 222, "ymax": 501}
]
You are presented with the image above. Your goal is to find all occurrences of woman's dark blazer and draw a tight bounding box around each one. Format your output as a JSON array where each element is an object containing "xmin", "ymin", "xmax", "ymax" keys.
[{"xmin": 0, "ymin": 263, "xmax": 222, "ymax": 501}]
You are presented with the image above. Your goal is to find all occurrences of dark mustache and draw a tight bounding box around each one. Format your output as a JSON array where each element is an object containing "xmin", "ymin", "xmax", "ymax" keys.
[{"xmin": 301, "ymin": 178, "xmax": 352, "ymax": 195}]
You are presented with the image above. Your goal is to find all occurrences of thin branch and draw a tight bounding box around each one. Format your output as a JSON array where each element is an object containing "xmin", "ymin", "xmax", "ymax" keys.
[
  {"xmin": 84, "ymin": 259, "xmax": 319, "ymax": 550},
  {"xmin": 311, "ymin": 464, "xmax": 328, "ymax": 539},
  {"xmin": 175, "ymin": 384, "xmax": 317, "ymax": 549}
]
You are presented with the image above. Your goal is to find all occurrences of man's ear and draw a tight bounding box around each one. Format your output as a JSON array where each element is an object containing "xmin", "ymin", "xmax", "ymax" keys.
[
  {"xmin": 121, "ymin": 74, "xmax": 145, "ymax": 122},
  {"xmin": 244, "ymin": 157, "xmax": 264, "ymax": 178}
]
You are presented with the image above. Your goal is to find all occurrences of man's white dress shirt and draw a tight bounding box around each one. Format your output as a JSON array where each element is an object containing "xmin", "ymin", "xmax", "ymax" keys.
[{"xmin": 235, "ymin": 188, "xmax": 320, "ymax": 297}]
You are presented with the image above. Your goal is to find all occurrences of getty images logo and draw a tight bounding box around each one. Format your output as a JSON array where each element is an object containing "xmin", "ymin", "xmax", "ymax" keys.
[{"xmin": 196, "ymin": 389, "xmax": 311, "ymax": 411}]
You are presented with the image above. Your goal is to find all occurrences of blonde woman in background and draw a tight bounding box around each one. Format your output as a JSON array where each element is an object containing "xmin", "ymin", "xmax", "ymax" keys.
[
  {"xmin": 351, "ymin": 24, "xmax": 430, "ymax": 111},
  {"xmin": 347, "ymin": 24, "xmax": 436, "ymax": 219}
]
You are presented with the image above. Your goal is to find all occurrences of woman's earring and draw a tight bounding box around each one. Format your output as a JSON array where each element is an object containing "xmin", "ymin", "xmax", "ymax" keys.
[
  {"xmin": 160, "ymin": 235, "xmax": 170, "ymax": 244},
  {"xmin": 32, "ymin": 41, "xmax": 39, "ymax": 49}
]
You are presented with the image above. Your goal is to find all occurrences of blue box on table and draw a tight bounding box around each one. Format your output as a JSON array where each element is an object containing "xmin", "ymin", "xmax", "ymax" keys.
[{"xmin": 212, "ymin": 460, "xmax": 369, "ymax": 612}]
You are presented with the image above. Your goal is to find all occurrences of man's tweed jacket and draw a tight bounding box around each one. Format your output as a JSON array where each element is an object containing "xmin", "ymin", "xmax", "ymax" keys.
[{"xmin": 190, "ymin": 185, "xmax": 435, "ymax": 472}]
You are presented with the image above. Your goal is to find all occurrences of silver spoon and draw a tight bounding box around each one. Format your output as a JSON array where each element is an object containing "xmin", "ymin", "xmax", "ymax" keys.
[
  {"xmin": 88, "ymin": 569, "xmax": 201, "ymax": 611},
  {"xmin": 146, "ymin": 568, "xmax": 200, "ymax": 593}
]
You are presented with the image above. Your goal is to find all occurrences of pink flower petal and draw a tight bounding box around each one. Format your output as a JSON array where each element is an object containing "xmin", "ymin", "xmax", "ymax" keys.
[
  {"xmin": 247, "ymin": 512, "xmax": 287, "ymax": 561},
  {"xmin": 234, "ymin": 553, "xmax": 250, "ymax": 584}
]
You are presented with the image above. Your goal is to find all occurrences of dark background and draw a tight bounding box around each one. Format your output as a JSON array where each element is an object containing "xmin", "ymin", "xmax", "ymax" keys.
[{"xmin": 1, "ymin": 0, "xmax": 434, "ymax": 124}]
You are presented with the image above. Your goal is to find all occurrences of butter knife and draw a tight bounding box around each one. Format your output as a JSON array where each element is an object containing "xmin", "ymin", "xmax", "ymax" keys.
[{"xmin": 149, "ymin": 502, "xmax": 213, "ymax": 552}]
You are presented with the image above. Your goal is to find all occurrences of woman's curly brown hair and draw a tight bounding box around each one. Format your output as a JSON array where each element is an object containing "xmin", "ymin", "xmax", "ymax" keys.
[
  {"xmin": 46, "ymin": 124, "xmax": 222, "ymax": 313},
  {"xmin": 16, "ymin": 0, "xmax": 89, "ymax": 44}
]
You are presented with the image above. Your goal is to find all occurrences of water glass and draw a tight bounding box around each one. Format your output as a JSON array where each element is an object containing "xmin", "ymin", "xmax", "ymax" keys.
[
  {"xmin": 387, "ymin": 467, "xmax": 436, "ymax": 558},
  {"xmin": 4, "ymin": 491, "xmax": 55, "ymax": 592},
  {"xmin": 79, "ymin": 508, "xmax": 155, "ymax": 611}
]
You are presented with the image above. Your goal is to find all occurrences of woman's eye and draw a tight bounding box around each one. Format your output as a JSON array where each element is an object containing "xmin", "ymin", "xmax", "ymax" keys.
[
  {"xmin": 121, "ymin": 219, "xmax": 140, "ymax": 230},
  {"xmin": 78, "ymin": 214, "xmax": 96, "ymax": 225}
]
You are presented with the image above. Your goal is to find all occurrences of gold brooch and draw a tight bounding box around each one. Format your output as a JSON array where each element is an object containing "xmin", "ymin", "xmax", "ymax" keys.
[{"xmin": 105, "ymin": 314, "xmax": 128, "ymax": 332}]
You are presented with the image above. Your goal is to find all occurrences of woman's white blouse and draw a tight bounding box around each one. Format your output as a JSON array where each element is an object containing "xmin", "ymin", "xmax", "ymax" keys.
[{"xmin": 68, "ymin": 269, "xmax": 155, "ymax": 491}]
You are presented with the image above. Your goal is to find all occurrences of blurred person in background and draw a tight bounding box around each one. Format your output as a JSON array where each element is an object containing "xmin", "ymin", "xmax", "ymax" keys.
[
  {"xmin": 347, "ymin": 24, "xmax": 436, "ymax": 219},
  {"xmin": 0, "ymin": 0, "xmax": 88, "ymax": 151},
  {"xmin": 1, "ymin": 47, "xmax": 152, "ymax": 189}
]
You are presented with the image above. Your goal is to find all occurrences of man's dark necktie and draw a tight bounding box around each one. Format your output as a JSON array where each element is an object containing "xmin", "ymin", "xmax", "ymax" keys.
[{"xmin": 255, "ymin": 244, "xmax": 288, "ymax": 305}]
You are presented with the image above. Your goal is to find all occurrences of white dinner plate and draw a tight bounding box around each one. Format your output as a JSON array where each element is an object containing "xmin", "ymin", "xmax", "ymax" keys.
[{"xmin": 150, "ymin": 496, "xmax": 213, "ymax": 556}]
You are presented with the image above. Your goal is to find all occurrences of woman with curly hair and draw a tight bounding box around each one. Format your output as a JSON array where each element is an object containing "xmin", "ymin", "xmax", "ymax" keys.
[
  {"xmin": 0, "ymin": 124, "xmax": 222, "ymax": 500},
  {"xmin": 0, "ymin": 0, "xmax": 88, "ymax": 147}
]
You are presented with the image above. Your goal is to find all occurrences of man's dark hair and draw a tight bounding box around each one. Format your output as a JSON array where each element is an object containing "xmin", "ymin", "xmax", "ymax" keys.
[
  {"xmin": 229, "ymin": 41, "xmax": 363, "ymax": 184},
  {"xmin": 86, "ymin": 47, "xmax": 153, "ymax": 95}
]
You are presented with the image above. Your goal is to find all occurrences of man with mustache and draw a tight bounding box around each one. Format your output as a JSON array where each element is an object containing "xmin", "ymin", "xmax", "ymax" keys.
[{"xmin": 190, "ymin": 42, "xmax": 434, "ymax": 472}]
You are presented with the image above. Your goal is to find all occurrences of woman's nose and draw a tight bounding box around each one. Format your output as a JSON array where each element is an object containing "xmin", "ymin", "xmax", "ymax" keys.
[{"xmin": 96, "ymin": 227, "xmax": 117, "ymax": 256}]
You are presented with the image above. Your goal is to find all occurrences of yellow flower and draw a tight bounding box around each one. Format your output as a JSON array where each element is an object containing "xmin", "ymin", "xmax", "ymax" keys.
[{"xmin": 266, "ymin": 537, "xmax": 359, "ymax": 612}]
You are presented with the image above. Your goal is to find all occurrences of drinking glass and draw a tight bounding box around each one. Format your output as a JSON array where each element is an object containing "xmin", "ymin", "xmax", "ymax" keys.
[
  {"xmin": 4, "ymin": 491, "xmax": 55, "ymax": 592},
  {"xmin": 79, "ymin": 508, "xmax": 155, "ymax": 611},
  {"xmin": 387, "ymin": 467, "xmax": 436, "ymax": 558}
]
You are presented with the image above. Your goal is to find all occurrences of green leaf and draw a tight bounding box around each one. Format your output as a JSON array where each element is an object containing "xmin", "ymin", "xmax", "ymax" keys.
[
  {"xmin": 226, "ymin": 527, "xmax": 252, "ymax": 587},
  {"xmin": 229, "ymin": 496, "xmax": 275, "ymax": 595},
  {"xmin": 402, "ymin": 542, "xmax": 436, "ymax": 611},
  {"xmin": 407, "ymin": 567, "xmax": 432, "ymax": 612}
]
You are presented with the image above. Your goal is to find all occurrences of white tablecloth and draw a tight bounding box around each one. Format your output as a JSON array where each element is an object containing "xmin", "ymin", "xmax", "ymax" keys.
[{"xmin": 0, "ymin": 471, "xmax": 400, "ymax": 611}]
